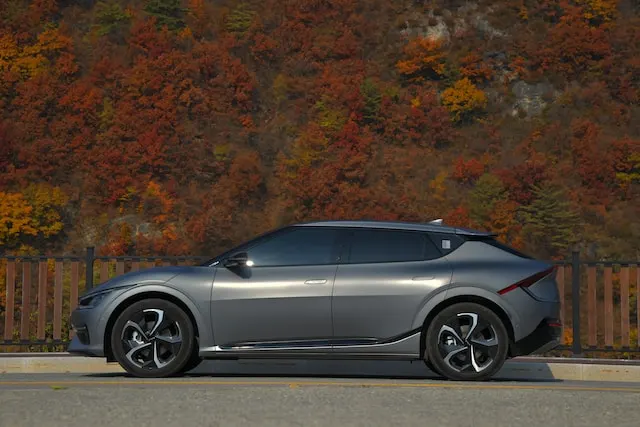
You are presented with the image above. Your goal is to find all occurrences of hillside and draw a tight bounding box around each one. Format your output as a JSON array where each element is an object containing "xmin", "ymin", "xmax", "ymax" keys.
[{"xmin": 0, "ymin": 0, "xmax": 638, "ymax": 260}]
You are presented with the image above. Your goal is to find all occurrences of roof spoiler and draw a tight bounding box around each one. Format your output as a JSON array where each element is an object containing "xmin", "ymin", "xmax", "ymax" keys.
[
  {"xmin": 455, "ymin": 227, "xmax": 498, "ymax": 237},
  {"xmin": 428, "ymin": 218, "xmax": 496, "ymax": 237}
]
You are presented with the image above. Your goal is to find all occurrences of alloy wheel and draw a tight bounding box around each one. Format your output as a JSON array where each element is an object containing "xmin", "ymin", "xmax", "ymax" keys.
[
  {"xmin": 120, "ymin": 308, "xmax": 183, "ymax": 370},
  {"xmin": 437, "ymin": 312, "xmax": 499, "ymax": 373},
  {"xmin": 425, "ymin": 302, "xmax": 508, "ymax": 381}
]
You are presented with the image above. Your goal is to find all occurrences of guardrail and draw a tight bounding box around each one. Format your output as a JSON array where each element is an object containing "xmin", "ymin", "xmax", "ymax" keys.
[{"xmin": 0, "ymin": 248, "xmax": 638, "ymax": 356}]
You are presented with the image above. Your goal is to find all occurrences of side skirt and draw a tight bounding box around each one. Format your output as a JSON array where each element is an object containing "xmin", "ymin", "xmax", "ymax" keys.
[{"xmin": 199, "ymin": 329, "xmax": 423, "ymax": 361}]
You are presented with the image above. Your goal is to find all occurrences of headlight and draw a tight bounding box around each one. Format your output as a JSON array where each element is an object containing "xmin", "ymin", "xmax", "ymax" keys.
[{"xmin": 78, "ymin": 290, "xmax": 112, "ymax": 309}]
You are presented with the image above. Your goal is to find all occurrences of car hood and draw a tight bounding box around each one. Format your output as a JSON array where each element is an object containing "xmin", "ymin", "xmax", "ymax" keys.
[{"xmin": 83, "ymin": 266, "xmax": 187, "ymax": 296}]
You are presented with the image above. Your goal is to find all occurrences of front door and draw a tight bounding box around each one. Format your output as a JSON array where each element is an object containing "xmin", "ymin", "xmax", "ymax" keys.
[{"xmin": 210, "ymin": 226, "xmax": 341, "ymax": 349}]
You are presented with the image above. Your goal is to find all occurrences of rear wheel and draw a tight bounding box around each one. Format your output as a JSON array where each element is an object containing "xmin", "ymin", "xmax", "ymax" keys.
[
  {"xmin": 424, "ymin": 302, "xmax": 508, "ymax": 381},
  {"xmin": 111, "ymin": 298, "xmax": 195, "ymax": 378}
]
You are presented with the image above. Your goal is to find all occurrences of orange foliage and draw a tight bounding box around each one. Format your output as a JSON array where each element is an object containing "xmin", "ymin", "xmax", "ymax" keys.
[
  {"xmin": 396, "ymin": 37, "xmax": 446, "ymax": 81},
  {"xmin": 0, "ymin": 0, "xmax": 637, "ymax": 262},
  {"xmin": 459, "ymin": 52, "xmax": 493, "ymax": 83},
  {"xmin": 527, "ymin": 4, "xmax": 612, "ymax": 79}
]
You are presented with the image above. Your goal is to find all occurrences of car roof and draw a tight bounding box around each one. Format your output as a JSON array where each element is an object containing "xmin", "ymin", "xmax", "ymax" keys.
[{"xmin": 294, "ymin": 220, "xmax": 494, "ymax": 237}]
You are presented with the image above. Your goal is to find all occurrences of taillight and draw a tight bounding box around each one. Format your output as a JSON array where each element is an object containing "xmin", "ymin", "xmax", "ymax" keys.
[{"xmin": 497, "ymin": 266, "xmax": 556, "ymax": 295}]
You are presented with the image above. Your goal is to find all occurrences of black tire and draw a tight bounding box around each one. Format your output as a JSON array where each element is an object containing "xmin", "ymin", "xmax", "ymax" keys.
[
  {"xmin": 422, "ymin": 357, "xmax": 441, "ymax": 376},
  {"xmin": 181, "ymin": 343, "xmax": 203, "ymax": 373},
  {"xmin": 111, "ymin": 298, "xmax": 195, "ymax": 378},
  {"xmin": 425, "ymin": 302, "xmax": 509, "ymax": 381}
]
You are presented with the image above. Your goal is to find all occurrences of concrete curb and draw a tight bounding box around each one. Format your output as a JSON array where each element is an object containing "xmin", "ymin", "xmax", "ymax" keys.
[{"xmin": 1, "ymin": 354, "xmax": 640, "ymax": 382}]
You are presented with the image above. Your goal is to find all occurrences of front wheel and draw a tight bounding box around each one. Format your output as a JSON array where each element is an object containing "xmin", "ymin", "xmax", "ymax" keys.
[
  {"xmin": 181, "ymin": 344, "xmax": 203, "ymax": 373},
  {"xmin": 111, "ymin": 298, "xmax": 196, "ymax": 378},
  {"xmin": 424, "ymin": 302, "xmax": 509, "ymax": 381}
]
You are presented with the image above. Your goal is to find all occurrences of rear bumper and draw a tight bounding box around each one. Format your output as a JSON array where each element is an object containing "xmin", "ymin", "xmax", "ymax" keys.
[{"xmin": 510, "ymin": 319, "xmax": 562, "ymax": 357}]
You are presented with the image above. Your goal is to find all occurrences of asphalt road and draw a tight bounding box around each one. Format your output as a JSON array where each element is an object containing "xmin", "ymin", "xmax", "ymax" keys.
[{"xmin": 0, "ymin": 372, "xmax": 639, "ymax": 427}]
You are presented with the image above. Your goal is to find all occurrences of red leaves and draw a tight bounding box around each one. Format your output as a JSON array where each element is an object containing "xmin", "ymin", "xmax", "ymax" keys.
[
  {"xmin": 0, "ymin": 0, "xmax": 637, "ymax": 262},
  {"xmin": 381, "ymin": 86, "xmax": 454, "ymax": 148},
  {"xmin": 128, "ymin": 18, "xmax": 174, "ymax": 58},
  {"xmin": 444, "ymin": 206, "xmax": 471, "ymax": 228},
  {"xmin": 525, "ymin": 3, "xmax": 612, "ymax": 80},
  {"xmin": 451, "ymin": 157, "xmax": 486, "ymax": 185},
  {"xmin": 495, "ymin": 150, "xmax": 550, "ymax": 206}
]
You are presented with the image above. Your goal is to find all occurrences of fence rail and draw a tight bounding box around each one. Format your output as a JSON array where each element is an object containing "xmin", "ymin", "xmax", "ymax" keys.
[{"xmin": 0, "ymin": 248, "xmax": 639, "ymax": 357}]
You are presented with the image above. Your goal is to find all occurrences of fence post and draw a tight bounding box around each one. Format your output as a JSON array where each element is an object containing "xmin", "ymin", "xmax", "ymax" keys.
[
  {"xmin": 571, "ymin": 250, "xmax": 582, "ymax": 356},
  {"xmin": 85, "ymin": 246, "xmax": 95, "ymax": 291}
]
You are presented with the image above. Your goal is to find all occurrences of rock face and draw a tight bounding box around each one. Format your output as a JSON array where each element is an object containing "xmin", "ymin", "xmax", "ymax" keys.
[
  {"xmin": 399, "ymin": 3, "xmax": 506, "ymax": 44},
  {"xmin": 510, "ymin": 81, "xmax": 556, "ymax": 118}
]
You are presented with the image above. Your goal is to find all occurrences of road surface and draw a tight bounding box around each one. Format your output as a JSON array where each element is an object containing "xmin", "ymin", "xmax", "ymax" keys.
[{"xmin": 0, "ymin": 371, "xmax": 639, "ymax": 427}]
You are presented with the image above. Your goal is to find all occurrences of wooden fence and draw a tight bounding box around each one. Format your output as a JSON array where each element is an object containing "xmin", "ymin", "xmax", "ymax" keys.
[{"xmin": 0, "ymin": 249, "xmax": 638, "ymax": 356}]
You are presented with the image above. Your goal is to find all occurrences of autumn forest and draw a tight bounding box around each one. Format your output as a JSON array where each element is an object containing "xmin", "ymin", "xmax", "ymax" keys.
[{"xmin": 0, "ymin": 0, "xmax": 638, "ymax": 262}]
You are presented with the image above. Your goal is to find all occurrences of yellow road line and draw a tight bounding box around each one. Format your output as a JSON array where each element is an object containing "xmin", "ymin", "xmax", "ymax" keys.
[{"xmin": 0, "ymin": 380, "xmax": 638, "ymax": 392}]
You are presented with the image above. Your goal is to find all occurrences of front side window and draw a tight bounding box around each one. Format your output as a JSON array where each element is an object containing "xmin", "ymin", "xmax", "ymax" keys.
[
  {"xmin": 347, "ymin": 229, "xmax": 440, "ymax": 263},
  {"xmin": 244, "ymin": 227, "xmax": 340, "ymax": 267}
]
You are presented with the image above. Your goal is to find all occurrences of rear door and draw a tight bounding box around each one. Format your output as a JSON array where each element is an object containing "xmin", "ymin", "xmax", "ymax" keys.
[{"xmin": 331, "ymin": 228, "xmax": 452, "ymax": 348}]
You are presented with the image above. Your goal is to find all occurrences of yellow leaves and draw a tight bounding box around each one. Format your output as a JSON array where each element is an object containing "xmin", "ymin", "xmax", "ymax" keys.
[
  {"xmin": 0, "ymin": 192, "xmax": 37, "ymax": 246},
  {"xmin": 0, "ymin": 27, "xmax": 73, "ymax": 79},
  {"xmin": 488, "ymin": 199, "xmax": 522, "ymax": 246},
  {"xmin": 396, "ymin": 37, "xmax": 446, "ymax": 81},
  {"xmin": 144, "ymin": 181, "xmax": 175, "ymax": 228},
  {"xmin": 271, "ymin": 74, "xmax": 289, "ymax": 106},
  {"xmin": 428, "ymin": 170, "xmax": 448, "ymax": 203},
  {"xmin": 575, "ymin": 0, "xmax": 618, "ymax": 25},
  {"xmin": 0, "ymin": 185, "xmax": 67, "ymax": 250},
  {"xmin": 178, "ymin": 26, "xmax": 194, "ymax": 41},
  {"xmin": 314, "ymin": 99, "xmax": 347, "ymax": 132},
  {"xmin": 519, "ymin": 5, "xmax": 529, "ymax": 21},
  {"xmin": 440, "ymin": 78, "xmax": 487, "ymax": 122},
  {"xmin": 289, "ymin": 124, "xmax": 330, "ymax": 169},
  {"xmin": 0, "ymin": 34, "xmax": 19, "ymax": 63},
  {"xmin": 22, "ymin": 184, "xmax": 68, "ymax": 239},
  {"xmin": 616, "ymin": 152, "xmax": 640, "ymax": 185}
]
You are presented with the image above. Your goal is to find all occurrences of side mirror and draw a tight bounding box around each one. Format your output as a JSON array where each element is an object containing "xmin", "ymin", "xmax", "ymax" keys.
[{"xmin": 224, "ymin": 252, "xmax": 249, "ymax": 268}]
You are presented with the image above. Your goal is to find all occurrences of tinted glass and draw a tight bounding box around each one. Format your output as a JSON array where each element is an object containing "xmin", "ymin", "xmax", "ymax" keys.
[
  {"xmin": 348, "ymin": 229, "xmax": 440, "ymax": 263},
  {"xmin": 426, "ymin": 232, "xmax": 466, "ymax": 254},
  {"xmin": 478, "ymin": 237, "xmax": 533, "ymax": 259},
  {"xmin": 245, "ymin": 227, "xmax": 339, "ymax": 266}
]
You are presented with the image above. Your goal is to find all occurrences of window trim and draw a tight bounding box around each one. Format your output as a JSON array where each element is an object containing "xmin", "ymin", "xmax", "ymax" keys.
[{"xmin": 341, "ymin": 228, "xmax": 443, "ymax": 265}]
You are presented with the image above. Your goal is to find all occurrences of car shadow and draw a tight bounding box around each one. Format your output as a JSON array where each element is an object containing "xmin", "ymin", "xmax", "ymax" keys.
[{"xmin": 83, "ymin": 359, "xmax": 564, "ymax": 383}]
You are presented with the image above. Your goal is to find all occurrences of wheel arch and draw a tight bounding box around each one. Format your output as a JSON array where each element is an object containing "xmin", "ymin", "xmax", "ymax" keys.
[
  {"xmin": 418, "ymin": 294, "xmax": 516, "ymax": 360},
  {"xmin": 103, "ymin": 289, "xmax": 203, "ymax": 362}
]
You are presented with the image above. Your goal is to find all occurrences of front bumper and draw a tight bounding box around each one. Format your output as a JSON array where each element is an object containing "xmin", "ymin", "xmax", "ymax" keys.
[
  {"xmin": 510, "ymin": 318, "xmax": 562, "ymax": 357},
  {"xmin": 67, "ymin": 306, "xmax": 107, "ymax": 357}
]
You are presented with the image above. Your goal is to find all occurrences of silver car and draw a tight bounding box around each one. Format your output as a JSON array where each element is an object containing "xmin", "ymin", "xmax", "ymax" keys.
[{"xmin": 68, "ymin": 220, "xmax": 561, "ymax": 381}]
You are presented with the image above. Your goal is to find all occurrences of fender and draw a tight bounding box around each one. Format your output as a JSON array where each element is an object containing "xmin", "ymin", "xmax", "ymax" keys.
[
  {"xmin": 97, "ymin": 283, "xmax": 214, "ymax": 351},
  {"xmin": 411, "ymin": 285, "xmax": 522, "ymax": 340}
]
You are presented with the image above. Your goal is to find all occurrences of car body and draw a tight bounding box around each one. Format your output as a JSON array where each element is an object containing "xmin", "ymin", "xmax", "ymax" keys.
[{"xmin": 68, "ymin": 220, "xmax": 561, "ymax": 380}]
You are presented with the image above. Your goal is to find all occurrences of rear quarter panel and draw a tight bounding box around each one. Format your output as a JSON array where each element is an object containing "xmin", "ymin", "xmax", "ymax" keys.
[{"xmin": 432, "ymin": 241, "xmax": 554, "ymax": 341}]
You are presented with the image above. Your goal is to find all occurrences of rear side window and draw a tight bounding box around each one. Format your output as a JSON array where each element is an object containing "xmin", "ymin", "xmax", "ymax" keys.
[
  {"xmin": 346, "ymin": 229, "xmax": 441, "ymax": 264},
  {"xmin": 477, "ymin": 237, "xmax": 533, "ymax": 259},
  {"xmin": 426, "ymin": 232, "xmax": 466, "ymax": 254}
]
